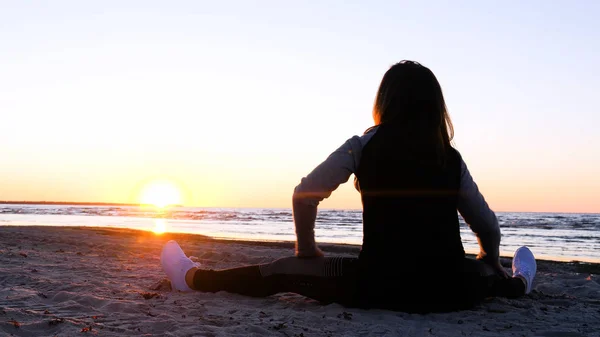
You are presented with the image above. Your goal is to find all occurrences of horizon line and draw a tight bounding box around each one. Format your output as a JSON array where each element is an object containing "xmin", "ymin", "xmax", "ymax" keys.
[{"xmin": 0, "ymin": 201, "xmax": 180, "ymax": 207}]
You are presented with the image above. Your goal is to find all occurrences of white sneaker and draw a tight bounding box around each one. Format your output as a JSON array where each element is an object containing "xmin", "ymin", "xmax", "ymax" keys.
[
  {"xmin": 160, "ymin": 240, "xmax": 198, "ymax": 292},
  {"xmin": 512, "ymin": 246, "xmax": 537, "ymax": 294}
]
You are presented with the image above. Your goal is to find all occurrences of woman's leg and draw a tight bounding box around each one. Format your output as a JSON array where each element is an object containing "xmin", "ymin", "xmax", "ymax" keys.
[
  {"xmin": 461, "ymin": 257, "xmax": 527, "ymax": 299},
  {"xmin": 186, "ymin": 256, "xmax": 360, "ymax": 304},
  {"xmin": 485, "ymin": 246, "xmax": 537, "ymax": 297},
  {"xmin": 486, "ymin": 276, "xmax": 527, "ymax": 298}
]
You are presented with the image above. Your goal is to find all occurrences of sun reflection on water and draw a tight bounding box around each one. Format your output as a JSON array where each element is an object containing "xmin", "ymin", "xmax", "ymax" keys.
[{"xmin": 153, "ymin": 219, "xmax": 167, "ymax": 234}]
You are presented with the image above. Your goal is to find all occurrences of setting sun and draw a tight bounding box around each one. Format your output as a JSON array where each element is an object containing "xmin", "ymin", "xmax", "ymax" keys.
[{"xmin": 139, "ymin": 181, "xmax": 182, "ymax": 208}]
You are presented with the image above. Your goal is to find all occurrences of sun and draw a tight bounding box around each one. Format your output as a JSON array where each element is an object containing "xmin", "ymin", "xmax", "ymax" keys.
[{"xmin": 139, "ymin": 181, "xmax": 182, "ymax": 209}]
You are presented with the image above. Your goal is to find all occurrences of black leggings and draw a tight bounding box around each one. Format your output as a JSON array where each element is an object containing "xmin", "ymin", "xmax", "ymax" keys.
[{"xmin": 190, "ymin": 257, "xmax": 525, "ymax": 313}]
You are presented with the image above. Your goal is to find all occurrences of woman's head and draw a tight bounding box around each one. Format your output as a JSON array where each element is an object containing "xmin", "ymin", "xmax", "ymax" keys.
[{"xmin": 371, "ymin": 60, "xmax": 454, "ymax": 153}]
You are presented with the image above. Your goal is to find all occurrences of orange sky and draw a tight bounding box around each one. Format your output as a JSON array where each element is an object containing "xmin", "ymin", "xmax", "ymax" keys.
[{"xmin": 1, "ymin": 2, "xmax": 599, "ymax": 213}]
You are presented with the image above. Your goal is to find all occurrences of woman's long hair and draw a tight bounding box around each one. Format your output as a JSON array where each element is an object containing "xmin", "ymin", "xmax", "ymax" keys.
[{"xmin": 367, "ymin": 60, "xmax": 454, "ymax": 164}]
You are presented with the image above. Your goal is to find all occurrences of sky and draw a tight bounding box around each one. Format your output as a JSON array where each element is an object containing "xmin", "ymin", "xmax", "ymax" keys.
[{"xmin": 1, "ymin": 1, "xmax": 599, "ymax": 212}]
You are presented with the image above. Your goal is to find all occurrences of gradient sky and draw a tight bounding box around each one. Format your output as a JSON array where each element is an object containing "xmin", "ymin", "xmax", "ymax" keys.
[{"xmin": 1, "ymin": 1, "xmax": 599, "ymax": 212}]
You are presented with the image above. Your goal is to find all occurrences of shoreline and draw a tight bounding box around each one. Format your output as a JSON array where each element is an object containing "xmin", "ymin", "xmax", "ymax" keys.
[
  {"xmin": 3, "ymin": 224, "xmax": 600, "ymax": 265},
  {"xmin": 1, "ymin": 225, "xmax": 599, "ymax": 336}
]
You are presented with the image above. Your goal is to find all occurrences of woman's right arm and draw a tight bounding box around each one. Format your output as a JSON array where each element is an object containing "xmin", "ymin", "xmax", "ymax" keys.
[{"xmin": 293, "ymin": 136, "xmax": 364, "ymax": 257}]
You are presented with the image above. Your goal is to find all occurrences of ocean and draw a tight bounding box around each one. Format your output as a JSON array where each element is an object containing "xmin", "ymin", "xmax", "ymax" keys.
[{"xmin": 1, "ymin": 204, "xmax": 598, "ymax": 263}]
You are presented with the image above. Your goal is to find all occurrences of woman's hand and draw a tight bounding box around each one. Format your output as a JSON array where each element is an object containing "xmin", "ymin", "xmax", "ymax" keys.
[
  {"xmin": 296, "ymin": 247, "xmax": 324, "ymax": 259},
  {"xmin": 486, "ymin": 259, "xmax": 510, "ymax": 278}
]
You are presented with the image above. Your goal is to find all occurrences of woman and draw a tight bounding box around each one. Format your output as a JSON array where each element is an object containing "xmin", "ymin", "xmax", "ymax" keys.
[{"xmin": 161, "ymin": 60, "xmax": 537, "ymax": 313}]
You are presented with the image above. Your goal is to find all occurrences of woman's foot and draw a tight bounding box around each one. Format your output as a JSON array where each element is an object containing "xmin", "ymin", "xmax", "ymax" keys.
[
  {"xmin": 512, "ymin": 246, "xmax": 537, "ymax": 294},
  {"xmin": 160, "ymin": 240, "xmax": 197, "ymax": 292}
]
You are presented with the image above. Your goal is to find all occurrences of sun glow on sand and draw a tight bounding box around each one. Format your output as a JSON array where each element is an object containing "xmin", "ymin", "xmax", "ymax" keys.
[{"xmin": 139, "ymin": 181, "xmax": 182, "ymax": 209}]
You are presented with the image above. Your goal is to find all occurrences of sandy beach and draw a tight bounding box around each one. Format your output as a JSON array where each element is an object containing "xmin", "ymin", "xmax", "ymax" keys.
[{"xmin": 1, "ymin": 226, "xmax": 599, "ymax": 337}]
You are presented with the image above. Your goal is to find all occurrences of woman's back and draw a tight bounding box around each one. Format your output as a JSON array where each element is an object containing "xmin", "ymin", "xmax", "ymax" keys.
[{"xmin": 356, "ymin": 123, "xmax": 465, "ymax": 270}]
